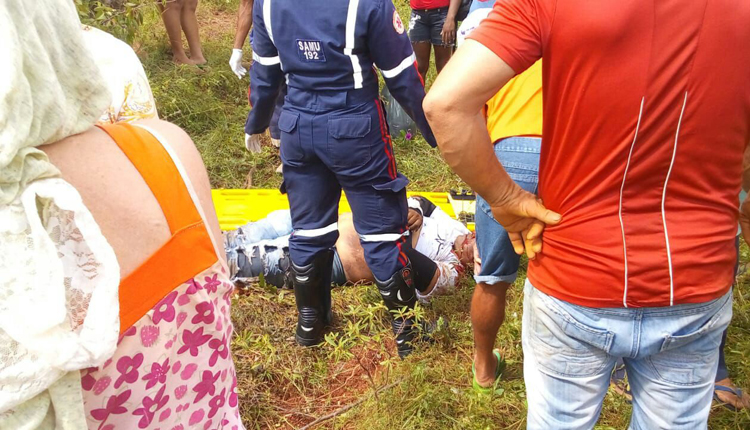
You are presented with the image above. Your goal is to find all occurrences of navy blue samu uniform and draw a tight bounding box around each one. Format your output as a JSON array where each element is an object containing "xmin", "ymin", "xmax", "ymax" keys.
[{"xmin": 245, "ymin": 0, "xmax": 436, "ymax": 281}]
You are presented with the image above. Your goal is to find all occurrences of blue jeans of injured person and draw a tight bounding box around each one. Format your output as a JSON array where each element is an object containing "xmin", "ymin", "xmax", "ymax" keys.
[
  {"xmin": 474, "ymin": 136, "xmax": 540, "ymax": 285},
  {"xmin": 522, "ymin": 280, "xmax": 732, "ymax": 430},
  {"xmin": 224, "ymin": 210, "xmax": 293, "ymax": 286}
]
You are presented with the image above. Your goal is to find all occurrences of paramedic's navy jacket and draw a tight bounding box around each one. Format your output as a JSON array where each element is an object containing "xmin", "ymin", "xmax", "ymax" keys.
[
  {"xmin": 243, "ymin": 0, "xmax": 434, "ymax": 281},
  {"xmin": 244, "ymin": 0, "xmax": 436, "ymax": 147}
]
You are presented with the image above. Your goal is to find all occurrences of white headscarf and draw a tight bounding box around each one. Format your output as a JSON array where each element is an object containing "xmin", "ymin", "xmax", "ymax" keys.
[{"xmin": 0, "ymin": 0, "xmax": 121, "ymax": 427}]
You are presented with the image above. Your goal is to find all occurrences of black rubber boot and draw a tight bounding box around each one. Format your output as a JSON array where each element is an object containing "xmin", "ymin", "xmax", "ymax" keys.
[
  {"xmin": 292, "ymin": 250, "xmax": 334, "ymax": 347},
  {"xmin": 375, "ymin": 263, "xmax": 430, "ymax": 359}
]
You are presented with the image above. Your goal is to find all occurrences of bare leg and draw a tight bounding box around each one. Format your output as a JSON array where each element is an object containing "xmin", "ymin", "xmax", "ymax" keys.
[
  {"xmin": 412, "ymin": 42, "xmax": 432, "ymax": 82},
  {"xmin": 472, "ymin": 281, "xmax": 509, "ymax": 386},
  {"xmin": 181, "ymin": 0, "xmax": 206, "ymax": 64},
  {"xmin": 158, "ymin": 0, "xmax": 191, "ymax": 64},
  {"xmin": 433, "ymin": 45, "xmax": 453, "ymax": 75}
]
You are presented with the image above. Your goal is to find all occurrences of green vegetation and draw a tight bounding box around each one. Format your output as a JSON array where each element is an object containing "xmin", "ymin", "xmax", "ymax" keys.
[{"xmin": 111, "ymin": 0, "xmax": 750, "ymax": 428}]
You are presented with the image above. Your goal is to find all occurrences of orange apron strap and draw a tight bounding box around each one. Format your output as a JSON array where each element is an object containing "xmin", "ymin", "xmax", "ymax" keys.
[
  {"xmin": 118, "ymin": 223, "xmax": 217, "ymax": 333},
  {"xmin": 97, "ymin": 123, "xmax": 219, "ymax": 334},
  {"xmin": 97, "ymin": 123, "xmax": 201, "ymax": 234}
]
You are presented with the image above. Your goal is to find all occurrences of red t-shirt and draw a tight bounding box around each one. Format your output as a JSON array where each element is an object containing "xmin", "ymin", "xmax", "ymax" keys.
[
  {"xmin": 469, "ymin": 0, "xmax": 750, "ymax": 308},
  {"xmin": 410, "ymin": 0, "xmax": 450, "ymax": 10}
]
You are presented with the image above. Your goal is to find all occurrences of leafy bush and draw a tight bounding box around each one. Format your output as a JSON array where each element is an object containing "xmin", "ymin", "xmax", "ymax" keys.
[{"xmin": 75, "ymin": 0, "xmax": 150, "ymax": 43}]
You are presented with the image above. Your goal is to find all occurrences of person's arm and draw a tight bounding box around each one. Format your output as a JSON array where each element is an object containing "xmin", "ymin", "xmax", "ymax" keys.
[
  {"xmin": 440, "ymin": 0, "xmax": 461, "ymax": 45},
  {"xmin": 232, "ymin": 0, "xmax": 253, "ymax": 50},
  {"xmin": 243, "ymin": 0, "xmax": 284, "ymax": 136},
  {"xmin": 229, "ymin": 0, "xmax": 253, "ymax": 78},
  {"xmin": 368, "ymin": 0, "xmax": 437, "ymax": 147},
  {"xmin": 425, "ymin": 0, "xmax": 559, "ymax": 259},
  {"xmin": 424, "ymin": 40, "xmax": 558, "ymax": 259}
]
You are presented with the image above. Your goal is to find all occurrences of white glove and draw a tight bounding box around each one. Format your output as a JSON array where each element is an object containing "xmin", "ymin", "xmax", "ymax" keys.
[
  {"xmin": 229, "ymin": 49, "xmax": 247, "ymax": 79},
  {"xmin": 245, "ymin": 133, "xmax": 262, "ymax": 153}
]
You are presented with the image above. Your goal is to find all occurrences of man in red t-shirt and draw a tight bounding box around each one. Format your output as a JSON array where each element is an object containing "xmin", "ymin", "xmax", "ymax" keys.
[{"xmin": 424, "ymin": 0, "xmax": 750, "ymax": 428}]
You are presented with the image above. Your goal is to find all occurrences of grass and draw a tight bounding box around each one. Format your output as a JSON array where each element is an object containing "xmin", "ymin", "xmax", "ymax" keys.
[{"xmin": 128, "ymin": 1, "xmax": 750, "ymax": 428}]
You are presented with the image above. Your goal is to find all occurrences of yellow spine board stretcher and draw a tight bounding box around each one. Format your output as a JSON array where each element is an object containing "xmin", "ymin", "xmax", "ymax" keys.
[{"xmin": 212, "ymin": 189, "xmax": 476, "ymax": 232}]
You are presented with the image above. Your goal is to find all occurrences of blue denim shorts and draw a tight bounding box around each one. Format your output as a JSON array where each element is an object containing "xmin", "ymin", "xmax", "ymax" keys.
[
  {"xmin": 409, "ymin": 8, "xmax": 453, "ymax": 47},
  {"xmin": 474, "ymin": 136, "xmax": 541, "ymax": 285}
]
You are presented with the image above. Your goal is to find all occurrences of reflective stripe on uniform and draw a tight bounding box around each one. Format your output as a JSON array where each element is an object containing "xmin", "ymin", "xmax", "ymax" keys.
[
  {"xmin": 294, "ymin": 222, "xmax": 338, "ymax": 238},
  {"xmin": 263, "ymin": 0, "xmax": 274, "ymax": 43},
  {"xmin": 253, "ymin": 52, "xmax": 281, "ymax": 66},
  {"xmin": 345, "ymin": 0, "xmax": 363, "ymax": 89},
  {"xmin": 380, "ymin": 53, "xmax": 417, "ymax": 79},
  {"xmin": 359, "ymin": 231, "xmax": 409, "ymax": 242}
]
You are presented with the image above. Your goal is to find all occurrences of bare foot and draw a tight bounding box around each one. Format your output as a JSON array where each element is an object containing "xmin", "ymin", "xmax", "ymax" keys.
[
  {"xmin": 473, "ymin": 351, "xmax": 499, "ymax": 387},
  {"xmin": 715, "ymin": 378, "xmax": 750, "ymax": 410},
  {"xmin": 190, "ymin": 56, "xmax": 207, "ymax": 65},
  {"xmin": 172, "ymin": 54, "xmax": 193, "ymax": 65}
]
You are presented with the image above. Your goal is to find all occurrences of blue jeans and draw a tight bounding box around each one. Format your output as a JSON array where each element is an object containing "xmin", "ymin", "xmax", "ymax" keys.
[
  {"xmin": 475, "ymin": 136, "xmax": 540, "ymax": 285},
  {"xmin": 225, "ymin": 210, "xmax": 293, "ymax": 286},
  {"xmin": 522, "ymin": 280, "xmax": 732, "ymax": 430}
]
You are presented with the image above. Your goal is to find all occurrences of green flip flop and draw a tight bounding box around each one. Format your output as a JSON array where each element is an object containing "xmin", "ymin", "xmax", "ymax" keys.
[{"xmin": 472, "ymin": 349, "xmax": 506, "ymax": 395}]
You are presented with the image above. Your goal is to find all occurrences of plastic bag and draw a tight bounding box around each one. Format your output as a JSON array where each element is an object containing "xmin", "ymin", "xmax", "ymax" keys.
[{"xmin": 380, "ymin": 85, "xmax": 417, "ymax": 139}]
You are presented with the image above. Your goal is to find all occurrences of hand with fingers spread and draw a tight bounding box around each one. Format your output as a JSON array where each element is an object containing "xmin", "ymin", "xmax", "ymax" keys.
[{"xmin": 487, "ymin": 185, "xmax": 561, "ymax": 260}]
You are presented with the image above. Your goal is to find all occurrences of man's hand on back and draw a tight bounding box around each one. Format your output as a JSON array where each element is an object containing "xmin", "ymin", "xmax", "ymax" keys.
[{"xmin": 487, "ymin": 185, "xmax": 561, "ymax": 260}]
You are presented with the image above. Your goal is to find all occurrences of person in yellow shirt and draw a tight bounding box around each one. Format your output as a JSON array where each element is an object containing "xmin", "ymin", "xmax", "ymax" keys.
[{"xmin": 457, "ymin": 8, "xmax": 543, "ymax": 393}]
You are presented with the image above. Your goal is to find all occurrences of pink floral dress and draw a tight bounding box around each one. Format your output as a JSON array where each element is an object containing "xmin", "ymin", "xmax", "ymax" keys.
[
  {"xmin": 86, "ymin": 123, "xmax": 245, "ymax": 430},
  {"xmin": 82, "ymin": 263, "xmax": 243, "ymax": 430}
]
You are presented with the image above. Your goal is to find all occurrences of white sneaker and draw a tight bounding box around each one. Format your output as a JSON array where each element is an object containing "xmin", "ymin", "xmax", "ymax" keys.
[{"xmin": 275, "ymin": 163, "xmax": 283, "ymax": 174}]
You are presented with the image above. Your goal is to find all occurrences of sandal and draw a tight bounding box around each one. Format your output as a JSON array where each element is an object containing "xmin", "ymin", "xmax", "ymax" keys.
[
  {"xmin": 714, "ymin": 383, "xmax": 748, "ymax": 412},
  {"xmin": 472, "ymin": 349, "xmax": 506, "ymax": 395}
]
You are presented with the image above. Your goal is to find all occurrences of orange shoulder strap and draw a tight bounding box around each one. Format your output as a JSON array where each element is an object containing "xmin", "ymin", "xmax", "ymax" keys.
[
  {"xmin": 98, "ymin": 123, "xmax": 218, "ymax": 334},
  {"xmin": 98, "ymin": 123, "xmax": 201, "ymax": 233}
]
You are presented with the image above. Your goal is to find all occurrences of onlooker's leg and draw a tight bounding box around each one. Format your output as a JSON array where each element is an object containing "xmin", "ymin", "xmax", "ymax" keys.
[
  {"xmin": 713, "ymin": 236, "xmax": 750, "ymax": 409},
  {"xmin": 180, "ymin": 0, "xmax": 206, "ymax": 64},
  {"xmin": 429, "ymin": 8, "xmax": 453, "ymax": 74},
  {"xmin": 408, "ymin": 10, "xmax": 432, "ymax": 81},
  {"xmin": 158, "ymin": 0, "xmax": 191, "ymax": 64},
  {"xmin": 522, "ymin": 280, "xmax": 616, "ymax": 430},
  {"xmin": 434, "ymin": 45, "xmax": 453, "ymax": 74},
  {"xmin": 626, "ymin": 291, "xmax": 732, "ymax": 430},
  {"xmin": 713, "ymin": 326, "xmax": 750, "ymax": 409},
  {"xmin": 472, "ymin": 281, "xmax": 508, "ymax": 385},
  {"xmin": 473, "ymin": 136, "xmax": 540, "ymax": 386}
]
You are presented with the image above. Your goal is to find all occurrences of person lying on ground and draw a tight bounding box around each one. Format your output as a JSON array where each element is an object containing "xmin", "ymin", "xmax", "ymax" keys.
[{"xmin": 224, "ymin": 196, "xmax": 475, "ymax": 303}]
